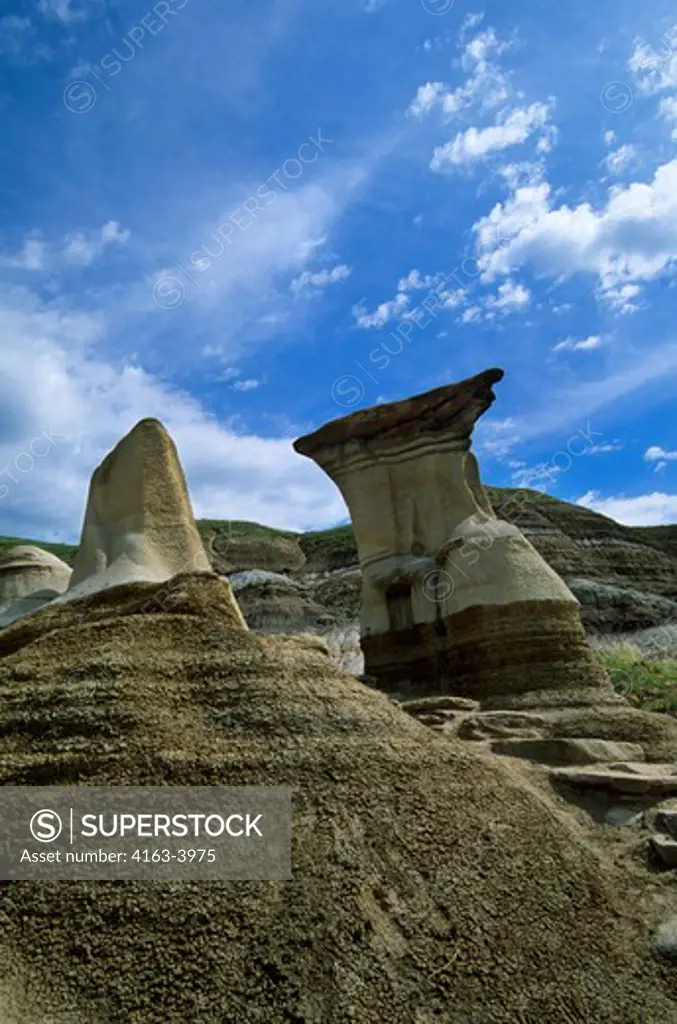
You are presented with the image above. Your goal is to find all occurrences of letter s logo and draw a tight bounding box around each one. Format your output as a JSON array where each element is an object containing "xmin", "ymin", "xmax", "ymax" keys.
[{"xmin": 30, "ymin": 809, "xmax": 63, "ymax": 843}]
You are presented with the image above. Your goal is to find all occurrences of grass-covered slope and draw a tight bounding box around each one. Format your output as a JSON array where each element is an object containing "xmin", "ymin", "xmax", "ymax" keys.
[
  {"xmin": 0, "ymin": 535, "xmax": 77, "ymax": 562},
  {"xmin": 598, "ymin": 643, "xmax": 677, "ymax": 715}
]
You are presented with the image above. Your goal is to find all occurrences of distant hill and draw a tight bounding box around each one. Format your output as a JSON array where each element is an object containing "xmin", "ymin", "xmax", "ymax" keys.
[{"xmin": 2, "ymin": 488, "xmax": 676, "ymax": 576}]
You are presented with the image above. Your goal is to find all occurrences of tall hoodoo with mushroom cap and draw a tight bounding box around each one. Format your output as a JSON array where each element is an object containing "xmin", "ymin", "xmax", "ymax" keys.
[{"xmin": 294, "ymin": 368, "xmax": 612, "ymax": 704}]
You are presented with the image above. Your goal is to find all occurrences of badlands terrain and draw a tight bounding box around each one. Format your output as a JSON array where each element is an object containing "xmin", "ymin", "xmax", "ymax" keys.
[{"xmin": 0, "ymin": 382, "xmax": 676, "ymax": 1023}]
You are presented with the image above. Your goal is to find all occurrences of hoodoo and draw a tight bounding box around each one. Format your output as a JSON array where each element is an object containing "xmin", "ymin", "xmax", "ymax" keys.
[
  {"xmin": 294, "ymin": 368, "xmax": 613, "ymax": 704},
  {"xmin": 0, "ymin": 546, "xmax": 72, "ymax": 627},
  {"xmin": 62, "ymin": 419, "xmax": 215, "ymax": 602}
]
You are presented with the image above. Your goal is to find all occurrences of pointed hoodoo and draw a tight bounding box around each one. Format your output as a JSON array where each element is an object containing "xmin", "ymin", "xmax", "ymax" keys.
[
  {"xmin": 61, "ymin": 418, "xmax": 222, "ymax": 605},
  {"xmin": 294, "ymin": 368, "xmax": 613, "ymax": 705}
]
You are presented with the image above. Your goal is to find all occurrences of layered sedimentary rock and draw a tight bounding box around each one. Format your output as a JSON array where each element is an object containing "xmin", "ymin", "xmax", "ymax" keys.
[
  {"xmin": 2, "ymin": 577, "xmax": 677, "ymax": 1022},
  {"xmin": 0, "ymin": 545, "xmax": 72, "ymax": 627},
  {"xmin": 294, "ymin": 369, "xmax": 612, "ymax": 704},
  {"xmin": 488, "ymin": 488, "xmax": 677, "ymax": 629}
]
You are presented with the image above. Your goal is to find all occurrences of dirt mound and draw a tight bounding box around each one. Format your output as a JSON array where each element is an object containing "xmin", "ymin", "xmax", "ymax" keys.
[{"xmin": 1, "ymin": 575, "xmax": 677, "ymax": 1023}]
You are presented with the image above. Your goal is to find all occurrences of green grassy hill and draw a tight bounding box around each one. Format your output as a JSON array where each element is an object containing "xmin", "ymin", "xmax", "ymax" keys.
[{"xmin": 0, "ymin": 535, "xmax": 78, "ymax": 562}]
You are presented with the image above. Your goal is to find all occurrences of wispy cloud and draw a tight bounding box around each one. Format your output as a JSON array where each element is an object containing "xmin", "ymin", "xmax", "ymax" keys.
[
  {"xmin": 291, "ymin": 263, "xmax": 351, "ymax": 294},
  {"xmin": 552, "ymin": 335, "xmax": 604, "ymax": 353},
  {"xmin": 577, "ymin": 490, "xmax": 677, "ymax": 526}
]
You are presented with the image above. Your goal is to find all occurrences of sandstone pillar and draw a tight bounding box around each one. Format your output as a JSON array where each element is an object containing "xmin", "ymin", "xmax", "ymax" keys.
[
  {"xmin": 294, "ymin": 369, "xmax": 612, "ymax": 705},
  {"xmin": 59, "ymin": 419, "xmax": 246, "ymax": 628}
]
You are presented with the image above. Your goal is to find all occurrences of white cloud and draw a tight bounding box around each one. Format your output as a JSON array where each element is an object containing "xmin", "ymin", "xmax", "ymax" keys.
[
  {"xmin": 5, "ymin": 239, "xmax": 47, "ymax": 271},
  {"xmin": 231, "ymin": 378, "xmax": 260, "ymax": 392},
  {"xmin": 408, "ymin": 25, "xmax": 556, "ymax": 175},
  {"xmin": 290, "ymin": 263, "xmax": 351, "ymax": 294},
  {"xmin": 459, "ymin": 280, "xmax": 529, "ymax": 325},
  {"xmin": 628, "ymin": 37, "xmax": 677, "ymax": 95},
  {"xmin": 552, "ymin": 334, "xmax": 604, "ymax": 353},
  {"xmin": 536, "ymin": 125, "xmax": 558, "ymax": 154},
  {"xmin": 603, "ymin": 129, "xmax": 617, "ymax": 146},
  {"xmin": 461, "ymin": 13, "xmax": 485, "ymax": 35},
  {"xmin": 155, "ymin": 157, "xmax": 375, "ymax": 323},
  {"xmin": 353, "ymin": 292, "xmax": 409, "ymax": 329},
  {"xmin": 645, "ymin": 444, "xmax": 677, "ymax": 472},
  {"xmin": 461, "ymin": 305, "xmax": 481, "ymax": 323},
  {"xmin": 604, "ymin": 143, "xmax": 637, "ymax": 175},
  {"xmin": 659, "ymin": 95, "xmax": 677, "ymax": 138},
  {"xmin": 577, "ymin": 490, "xmax": 677, "ymax": 526},
  {"xmin": 474, "ymin": 159, "xmax": 677, "ymax": 310},
  {"xmin": 474, "ymin": 416, "xmax": 523, "ymax": 458},
  {"xmin": 605, "ymin": 282, "xmax": 641, "ymax": 315},
  {"xmin": 431, "ymin": 102, "xmax": 552, "ymax": 170},
  {"xmin": 63, "ymin": 221, "xmax": 130, "ymax": 266},
  {"xmin": 584, "ymin": 441, "xmax": 624, "ymax": 454},
  {"xmin": 0, "ymin": 285, "xmax": 345, "ymax": 540},
  {"xmin": 407, "ymin": 26, "xmax": 513, "ymax": 125},
  {"xmin": 486, "ymin": 279, "xmax": 530, "ymax": 312},
  {"xmin": 498, "ymin": 161, "xmax": 545, "ymax": 189},
  {"xmin": 407, "ymin": 82, "xmax": 445, "ymax": 118},
  {"xmin": 353, "ymin": 268, "xmax": 466, "ymax": 330}
]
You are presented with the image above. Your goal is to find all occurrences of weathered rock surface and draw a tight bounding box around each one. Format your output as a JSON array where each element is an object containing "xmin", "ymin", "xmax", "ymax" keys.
[
  {"xmin": 292, "ymin": 492, "xmax": 677, "ymax": 644},
  {"xmin": 205, "ymin": 526, "xmax": 306, "ymax": 574},
  {"xmin": 646, "ymin": 801, "xmax": 677, "ymax": 837},
  {"xmin": 491, "ymin": 737, "xmax": 645, "ymax": 766},
  {"xmin": 61, "ymin": 419, "xmax": 217, "ymax": 604},
  {"xmin": 229, "ymin": 570, "xmax": 334, "ymax": 634},
  {"xmin": 457, "ymin": 710, "xmax": 549, "ymax": 741},
  {"xmin": 651, "ymin": 832, "xmax": 677, "ymax": 868},
  {"xmin": 489, "ymin": 489, "xmax": 677, "ymax": 610},
  {"xmin": 656, "ymin": 915, "xmax": 677, "ymax": 959},
  {"xmin": 550, "ymin": 762, "xmax": 677, "ymax": 796},
  {"xmin": 400, "ymin": 695, "xmax": 480, "ymax": 714},
  {"xmin": 305, "ymin": 567, "xmax": 362, "ymax": 622},
  {"xmin": 320, "ymin": 622, "xmax": 364, "ymax": 675},
  {"xmin": 0, "ymin": 545, "xmax": 72, "ymax": 601},
  {"xmin": 0, "ymin": 545, "xmax": 72, "ymax": 627},
  {"xmin": 295, "ymin": 369, "xmax": 613, "ymax": 705},
  {"xmin": 569, "ymin": 578, "xmax": 677, "ymax": 635},
  {"xmin": 2, "ymin": 576, "xmax": 677, "ymax": 1022}
]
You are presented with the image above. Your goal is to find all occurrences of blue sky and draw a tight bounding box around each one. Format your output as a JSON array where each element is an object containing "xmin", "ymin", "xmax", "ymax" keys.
[{"xmin": 1, "ymin": 0, "xmax": 677, "ymax": 541}]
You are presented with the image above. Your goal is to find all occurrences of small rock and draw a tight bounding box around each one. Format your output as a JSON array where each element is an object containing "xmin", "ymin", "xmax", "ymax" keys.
[
  {"xmin": 491, "ymin": 738, "xmax": 645, "ymax": 766},
  {"xmin": 550, "ymin": 762, "xmax": 677, "ymax": 796},
  {"xmin": 458, "ymin": 711, "xmax": 548, "ymax": 742},
  {"xmin": 651, "ymin": 833, "xmax": 677, "ymax": 869},
  {"xmin": 656, "ymin": 916, "xmax": 677, "ymax": 959},
  {"xmin": 416, "ymin": 713, "xmax": 447, "ymax": 727},
  {"xmin": 653, "ymin": 807, "xmax": 677, "ymax": 840},
  {"xmin": 604, "ymin": 805, "xmax": 643, "ymax": 827},
  {"xmin": 400, "ymin": 696, "xmax": 479, "ymax": 714}
]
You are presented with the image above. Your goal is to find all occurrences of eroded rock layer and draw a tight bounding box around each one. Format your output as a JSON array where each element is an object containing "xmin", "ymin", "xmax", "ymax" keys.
[
  {"xmin": 1, "ymin": 577, "xmax": 677, "ymax": 1023},
  {"xmin": 363, "ymin": 599, "xmax": 612, "ymax": 704}
]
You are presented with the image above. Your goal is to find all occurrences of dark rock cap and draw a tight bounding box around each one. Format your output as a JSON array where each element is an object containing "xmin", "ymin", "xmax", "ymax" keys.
[{"xmin": 294, "ymin": 367, "xmax": 504, "ymax": 457}]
